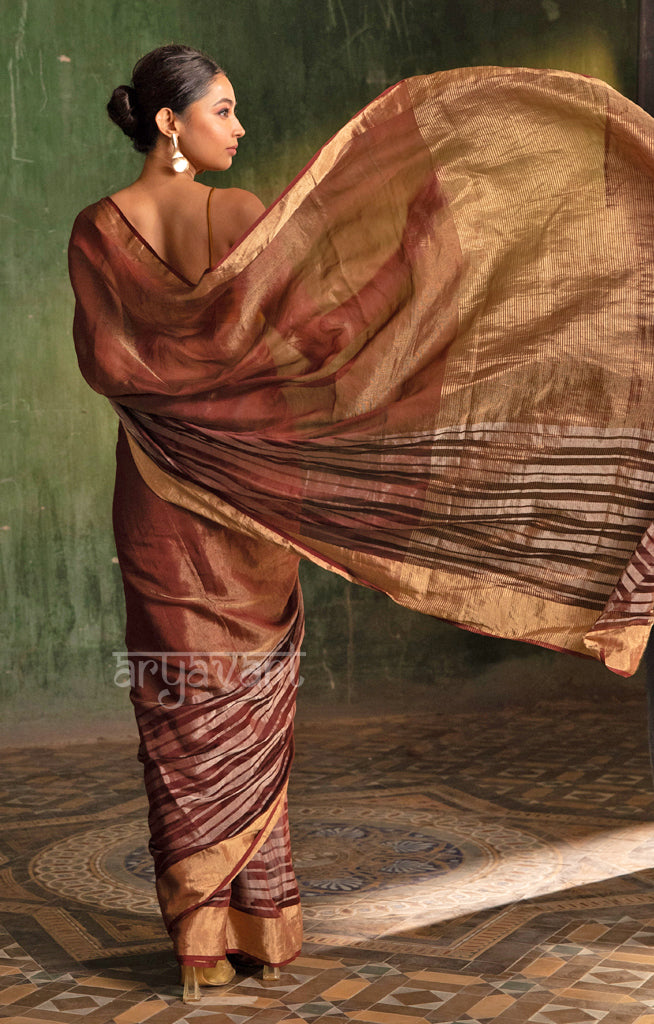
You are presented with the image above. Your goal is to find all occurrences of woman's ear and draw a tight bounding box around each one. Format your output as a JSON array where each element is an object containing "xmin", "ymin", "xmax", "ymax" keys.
[{"xmin": 154, "ymin": 107, "xmax": 177, "ymax": 138}]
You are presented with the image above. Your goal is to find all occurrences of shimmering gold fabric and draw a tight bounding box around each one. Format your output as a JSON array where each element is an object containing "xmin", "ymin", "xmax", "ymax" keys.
[
  {"xmin": 71, "ymin": 67, "xmax": 654, "ymax": 674},
  {"xmin": 159, "ymin": 786, "xmax": 298, "ymax": 965},
  {"xmin": 70, "ymin": 63, "xmax": 654, "ymax": 963},
  {"xmin": 157, "ymin": 788, "xmax": 286, "ymax": 931}
]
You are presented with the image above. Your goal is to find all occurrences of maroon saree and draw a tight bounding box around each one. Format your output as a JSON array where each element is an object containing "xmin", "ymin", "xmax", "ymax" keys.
[
  {"xmin": 112, "ymin": 427, "xmax": 303, "ymax": 964},
  {"xmin": 70, "ymin": 66, "xmax": 654, "ymax": 966}
]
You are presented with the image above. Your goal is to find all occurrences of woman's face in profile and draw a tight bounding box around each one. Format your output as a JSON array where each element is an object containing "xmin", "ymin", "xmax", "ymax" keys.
[{"xmin": 175, "ymin": 74, "xmax": 244, "ymax": 174}]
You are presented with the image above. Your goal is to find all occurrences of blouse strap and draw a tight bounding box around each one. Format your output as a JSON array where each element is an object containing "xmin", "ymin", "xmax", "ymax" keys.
[{"xmin": 206, "ymin": 187, "xmax": 216, "ymax": 268}]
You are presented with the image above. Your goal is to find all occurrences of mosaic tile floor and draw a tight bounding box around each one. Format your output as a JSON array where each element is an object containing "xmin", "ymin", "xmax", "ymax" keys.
[{"xmin": 3, "ymin": 697, "xmax": 654, "ymax": 1022}]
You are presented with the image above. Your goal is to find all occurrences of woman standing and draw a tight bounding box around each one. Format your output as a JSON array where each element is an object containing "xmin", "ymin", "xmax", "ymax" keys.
[
  {"xmin": 71, "ymin": 40, "xmax": 654, "ymax": 1004},
  {"xmin": 71, "ymin": 45, "xmax": 303, "ymax": 1003}
]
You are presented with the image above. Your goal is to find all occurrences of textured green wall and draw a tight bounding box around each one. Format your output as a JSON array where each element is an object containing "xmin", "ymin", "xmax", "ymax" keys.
[{"xmin": 0, "ymin": 0, "xmax": 640, "ymax": 737}]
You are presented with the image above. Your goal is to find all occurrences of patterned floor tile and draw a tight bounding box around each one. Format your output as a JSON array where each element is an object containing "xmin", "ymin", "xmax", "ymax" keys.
[
  {"xmin": 528, "ymin": 1006, "xmax": 609, "ymax": 1022},
  {"xmin": 2, "ymin": 699, "xmax": 654, "ymax": 1022}
]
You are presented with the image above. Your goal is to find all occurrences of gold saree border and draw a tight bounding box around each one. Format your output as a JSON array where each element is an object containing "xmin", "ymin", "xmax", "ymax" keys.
[
  {"xmin": 158, "ymin": 784, "xmax": 288, "ymax": 933},
  {"xmin": 175, "ymin": 903, "xmax": 302, "ymax": 966},
  {"xmin": 226, "ymin": 904, "xmax": 303, "ymax": 966},
  {"xmin": 582, "ymin": 623, "xmax": 652, "ymax": 678}
]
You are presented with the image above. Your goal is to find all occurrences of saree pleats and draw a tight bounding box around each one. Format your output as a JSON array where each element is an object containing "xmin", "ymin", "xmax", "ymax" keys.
[{"xmin": 71, "ymin": 65, "xmax": 654, "ymax": 964}]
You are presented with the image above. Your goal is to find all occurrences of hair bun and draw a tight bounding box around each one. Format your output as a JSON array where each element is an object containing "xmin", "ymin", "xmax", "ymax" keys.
[
  {"xmin": 107, "ymin": 84, "xmax": 140, "ymax": 138},
  {"xmin": 107, "ymin": 46, "xmax": 222, "ymax": 154}
]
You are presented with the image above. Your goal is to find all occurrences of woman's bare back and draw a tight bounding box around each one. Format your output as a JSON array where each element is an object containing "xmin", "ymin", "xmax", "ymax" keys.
[{"xmin": 110, "ymin": 180, "xmax": 265, "ymax": 284}]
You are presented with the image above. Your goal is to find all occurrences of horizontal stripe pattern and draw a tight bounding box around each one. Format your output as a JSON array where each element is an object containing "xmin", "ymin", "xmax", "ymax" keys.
[
  {"xmin": 230, "ymin": 805, "xmax": 300, "ymax": 916},
  {"xmin": 123, "ymin": 409, "xmax": 654, "ymax": 614},
  {"xmin": 131, "ymin": 615, "xmax": 303, "ymax": 878},
  {"xmin": 593, "ymin": 522, "xmax": 654, "ymax": 628}
]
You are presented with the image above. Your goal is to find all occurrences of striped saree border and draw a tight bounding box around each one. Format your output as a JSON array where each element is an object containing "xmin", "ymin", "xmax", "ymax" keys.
[
  {"xmin": 126, "ymin": 417, "xmax": 654, "ymax": 612},
  {"xmin": 126, "ymin": 433, "xmax": 604, "ymax": 662},
  {"xmin": 160, "ymin": 785, "xmax": 287, "ymax": 936}
]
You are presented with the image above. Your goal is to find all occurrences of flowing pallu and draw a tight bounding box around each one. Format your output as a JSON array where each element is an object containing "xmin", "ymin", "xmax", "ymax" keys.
[{"xmin": 70, "ymin": 66, "xmax": 654, "ymax": 962}]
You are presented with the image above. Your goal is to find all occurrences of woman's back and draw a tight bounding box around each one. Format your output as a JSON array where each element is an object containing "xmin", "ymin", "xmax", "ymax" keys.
[{"xmin": 110, "ymin": 180, "xmax": 264, "ymax": 285}]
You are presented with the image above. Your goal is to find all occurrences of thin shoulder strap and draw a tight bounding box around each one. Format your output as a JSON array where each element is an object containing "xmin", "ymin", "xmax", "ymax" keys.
[{"xmin": 206, "ymin": 187, "xmax": 216, "ymax": 268}]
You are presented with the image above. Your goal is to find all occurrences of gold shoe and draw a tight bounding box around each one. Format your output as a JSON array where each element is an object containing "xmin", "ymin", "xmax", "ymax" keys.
[
  {"xmin": 262, "ymin": 964, "xmax": 281, "ymax": 981},
  {"xmin": 180, "ymin": 961, "xmax": 236, "ymax": 1003}
]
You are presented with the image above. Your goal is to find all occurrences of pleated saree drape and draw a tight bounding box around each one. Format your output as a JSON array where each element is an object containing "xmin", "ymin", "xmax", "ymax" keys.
[{"xmin": 70, "ymin": 66, "xmax": 654, "ymax": 965}]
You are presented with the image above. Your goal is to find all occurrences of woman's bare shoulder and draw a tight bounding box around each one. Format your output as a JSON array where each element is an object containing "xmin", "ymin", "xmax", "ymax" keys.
[
  {"xmin": 109, "ymin": 184, "xmax": 133, "ymax": 201},
  {"xmin": 109, "ymin": 182, "xmax": 149, "ymax": 207},
  {"xmin": 211, "ymin": 187, "xmax": 266, "ymax": 235},
  {"xmin": 106, "ymin": 182, "xmax": 155, "ymax": 227}
]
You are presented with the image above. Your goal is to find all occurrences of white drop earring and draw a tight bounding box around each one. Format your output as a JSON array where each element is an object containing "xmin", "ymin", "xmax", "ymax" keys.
[{"xmin": 171, "ymin": 132, "xmax": 189, "ymax": 173}]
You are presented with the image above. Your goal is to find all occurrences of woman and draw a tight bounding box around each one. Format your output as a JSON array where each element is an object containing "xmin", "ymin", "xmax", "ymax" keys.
[
  {"xmin": 72, "ymin": 45, "xmax": 303, "ymax": 1003},
  {"xmin": 70, "ymin": 42, "xmax": 654, "ymax": 1003}
]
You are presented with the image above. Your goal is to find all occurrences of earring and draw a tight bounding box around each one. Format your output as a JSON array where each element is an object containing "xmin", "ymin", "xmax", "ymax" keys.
[{"xmin": 170, "ymin": 132, "xmax": 189, "ymax": 174}]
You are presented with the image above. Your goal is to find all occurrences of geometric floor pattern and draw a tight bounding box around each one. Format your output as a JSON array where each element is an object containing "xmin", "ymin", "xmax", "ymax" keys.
[{"xmin": 3, "ymin": 696, "xmax": 654, "ymax": 1022}]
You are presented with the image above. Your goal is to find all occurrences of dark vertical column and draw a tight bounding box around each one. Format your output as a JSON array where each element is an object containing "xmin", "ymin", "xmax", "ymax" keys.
[
  {"xmin": 646, "ymin": 641, "xmax": 654, "ymax": 777},
  {"xmin": 639, "ymin": 0, "xmax": 654, "ymax": 112},
  {"xmin": 640, "ymin": 0, "xmax": 654, "ymax": 776}
]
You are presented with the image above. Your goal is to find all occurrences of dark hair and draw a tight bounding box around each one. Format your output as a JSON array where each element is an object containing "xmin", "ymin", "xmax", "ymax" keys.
[{"xmin": 107, "ymin": 44, "xmax": 223, "ymax": 153}]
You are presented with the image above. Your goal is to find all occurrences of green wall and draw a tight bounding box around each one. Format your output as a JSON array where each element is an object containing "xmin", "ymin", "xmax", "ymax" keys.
[{"xmin": 0, "ymin": 0, "xmax": 641, "ymax": 740}]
